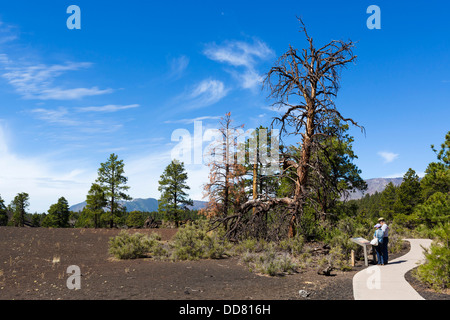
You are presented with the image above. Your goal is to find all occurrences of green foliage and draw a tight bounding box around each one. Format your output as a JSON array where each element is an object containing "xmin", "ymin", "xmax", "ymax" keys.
[
  {"xmin": 309, "ymin": 119, "xmax": 367, "ymax": 215},
  {"xmin": 431, "ymin": 131, "xmax": 450, "ymax": 166},
  {"xmin": 96, "ymin": 153, "xmax": 132, "ymax": 228},
  {"xmin": 239, "ymin": 243, "xmax": 298, "ymax": 276},
  {"xmin": 108, "ymin": 231, "xmax": 162, "ymax": 260},
  {"xmin": 296, "ymin": 207, "xmax": 327, "ymax": 241},
  {"xmin": 85, "ymin": 183, "xmax": 107, "ymax": 228},
  {"xmin": 277, "ymin": 234, "xmax": 305, "ymax": 256},
  {"xmin": 171, "ymin": 220, "xmax": 229, "ymax": 260},
  {"xmin": 30, "ymin": 213, "xmax": 42, "ymax": 227},
  {"xmin": 42, "ymin": 197, "xmax": 71, "ymax": 228},
  {"xmin": 10, "ymin": 192, "xmax": 29, "ymax": 227},
  {"xmin": 421, "ymin": 162, "xmax": 450, "ymax": 199},
  {"xmin": 378, "ymin": 182, "xmax": 397, "ymax": 221},
  {"xmin": 0, "ymin": 195, "xmax": 8, "ymax": 226},
  {"xmin": 125, "ymin": 210, "xmax": 147, "ymax": 228},
  {"xmin": 412, "ymin": 192, "xmax": 450, "ymax": 230},
  {"xmin": 73, "ymin": 208, "xmax": 106, "ymax": 228},
  {"xmin": 158, "ymin": 160, "xmax": 193, "ymax": 227},
  {"xmin": 421, "ymin": 131, "xmax": 450, "ymax": 200},
  {"xmin": 393, "ymin": 168, "xmax": 423, "ymax": 218},
  {"xmin": 256, "ymin": 249, "xmax": 298, "ymax": 276},
  {"xmin": 349, "ymin": 192, "xmax": 383, "ymax": 222},
  {"xmin": 232, "ymin": 237, "xmax": 268, "ymax": 254},
  {"xmin": 414, "ymin": 223, "xmax": 450, "ymax": 291},
  {"xmin": 242, "ymin": 126, "xmax": 281, "ymax": 199}
]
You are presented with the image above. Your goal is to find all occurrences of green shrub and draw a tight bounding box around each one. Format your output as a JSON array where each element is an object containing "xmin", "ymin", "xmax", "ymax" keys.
[
  {"xmin": 232, "ymin": 238, "xmax": 269, "ymax": 255},
  {"xmin": 125, "ymin": 211, "xmax": 146, "ymax": 228},
  {"xmin": 243, "ymin": 245, "xmax": 298, "ymax": 276},
  {"xmin": 108, "ymin": 231, "xmax": 154, "ymax": 259},
  {"xmin": 329, "ymin": 246, "xmax": 352, "ymax": 271},
  {"xmin": 108, "ymin": 231, "xmax": 166, "ymax": 260},
  {"xmin": 414, "ymin": 242, "xmax": 450, "ymax": 291},
  {"xmin": 277, "ymin": 234, "xmax": 305, "ymax": 255},
  {"xmin": 171, "ymin": 220, "xmax": 230, "ymax": 260},
  {"xmin": 387, "ymin": 232, "xmax": 404, "ymax": 254},
  {"xmin": 414, "ymin": 224, "xmax": 450, "ymax": 291}
]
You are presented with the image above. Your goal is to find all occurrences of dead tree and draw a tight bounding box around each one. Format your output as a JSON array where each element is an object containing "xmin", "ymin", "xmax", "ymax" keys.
[
  {"xmin": 201, "ymin": 113, "xmax": 248, "ymax": 223},
  {"xmin": 233, "ymin": 18, "xmax": 364, "ymax": 239}
]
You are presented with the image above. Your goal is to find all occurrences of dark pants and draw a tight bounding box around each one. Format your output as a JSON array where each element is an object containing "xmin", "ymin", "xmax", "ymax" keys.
[
  {"xmin": 382, "ymin": 237, "xmax": 389, "ymax": 264},
  {"xmin": 375, "ymin": 243, "xmax": 384, "ymax": 265}
]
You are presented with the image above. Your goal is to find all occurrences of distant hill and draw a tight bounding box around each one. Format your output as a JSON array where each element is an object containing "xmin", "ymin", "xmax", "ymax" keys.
[
  {"xmin": 345, "ymin": 177, "xmax": 404, "ymax": 200},
  {"xmin": 69, "ymin": 197, "xmax": 207, "ymax": 212},
  {"xmin": 69, "ymin": 178, "xmax": 404, "ymax": 211}
]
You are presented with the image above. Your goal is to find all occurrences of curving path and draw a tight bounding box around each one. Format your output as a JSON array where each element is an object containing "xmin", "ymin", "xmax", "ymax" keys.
[{"xmin": 353, "ymin": 238, "xmax": 433, "ymax": 300}]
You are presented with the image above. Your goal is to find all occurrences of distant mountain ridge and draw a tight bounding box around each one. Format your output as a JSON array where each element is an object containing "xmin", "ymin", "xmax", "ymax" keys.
[
  {"xmin": 69, "ymin": 178, "xmax": 404, "ymax": 211},
  {"xmin": 69, "ymin": 198, "xmax": 207, "ymax": 212},
  {"xmin": 345, "ymin": 177, "xmax": 404, "ymax": 200}
]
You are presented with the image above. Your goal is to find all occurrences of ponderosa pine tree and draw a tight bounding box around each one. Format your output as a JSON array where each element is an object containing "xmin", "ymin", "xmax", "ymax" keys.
[
  {"xmin": 421, "ymin": 131, "xmax": 450, "ymax": 199},
  {"xmin": 158, "ymin": 159, "xmax": 193, "ymax": 227},
  {"xmin": 42, "ymin": 197, "xmax": 70, "ymax": 228},
  {"xmin": 85, "ymin": 183, "xmax": 107, "ymax": 228},
  {"xmin": 378, "ymin": 182, "xmax": 397, "ymax": 221},
  {"xmin": 308, "ymin": 119, "xmax": 367, "ymax": 221},
  {"xmin": 394, "ymin": 168, "xmax": 423, "ymax": 216},
  {"xmin": 11, "ymin": 192, "xmax": 29, "ymax": 227},
  {"xmin": 243, "ymin": 126, "xmax": 281, "ymax": 201},
  {"xmin": 393, "ymin": 168, "xmax": 423, "ymax": 228},
  {"xmin": 96, "ymin": 153, "xmax": 132, "ymax": 228},
  {"xmin": 0, "ymin": 195, "xmax": 8, "ymax": 226}
]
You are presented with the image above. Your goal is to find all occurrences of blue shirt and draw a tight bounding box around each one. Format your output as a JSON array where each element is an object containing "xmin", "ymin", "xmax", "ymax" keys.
[{"xmin": 374, "ymin": 229, "xmax": 384, "ymax": 244}]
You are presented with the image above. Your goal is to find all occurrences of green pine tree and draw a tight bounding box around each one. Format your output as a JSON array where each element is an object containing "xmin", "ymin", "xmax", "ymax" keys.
[
  {"xmin": 421, "ymin": 131, "xmax": 450, "ymax": 200},
  {"xmin": 85, "ymin": 183, "xmax": 107, "ymax": 228},
  {"xmin": 379, "ymin": 182, "xmax": 398, "ymax": 221},
  {"xmin": 11, "ymin": 192, "xmax": 29, "ymax": 227},
  {"xmin": 158, "ymin": 159, "xmax": 193, "ymax": 227},
  {"xmin": 42, "ymin": 197, "xmax": 70, "ymax": 228},
  {"xmin": 0, "ymin": 195, "xmax": 8, "ymax": 226},
  {"xmin": 96, "ymin": 153, "xmax": 132, "ymax": 228},
  {"xmin": 393, "ymin": 168, "xmax": 423, "ymax": 228}
]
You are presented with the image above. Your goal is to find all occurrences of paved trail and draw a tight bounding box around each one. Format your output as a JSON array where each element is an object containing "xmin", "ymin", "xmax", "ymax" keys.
[{"xmin": 353, "ymin": 238, "xmax": 433, "ymax": 300}]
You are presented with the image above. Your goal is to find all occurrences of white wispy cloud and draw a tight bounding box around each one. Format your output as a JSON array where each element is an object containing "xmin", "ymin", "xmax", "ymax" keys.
[
  {"xmin": 29, "ymin": 107, "xmax": 124, "ymax": 134},
  {"xmin": 76, "ymin": 104, "xmax": 140, "ymax": 113},
  {"xmin": 35, "ymin": 87, "xmax": 113, "ymax": 100},
  {"xmin": 0, "ymin": 57, "xmax": 113, "ymax": 100},
  {"xmin": 168, "ymin": 55, "xmax": 189, "ymax": 80},
  {"xmin": 203, "ymin": 38, "xmax": 274, "ymax": 90},
  {"xmin": 30, "ymin": 107, "xmax": 79, "ymax": 126},
  {"xmin": 0, "ymin": 124, "xmax": 95, "ymax": 212},
  {"xmin": 0, "ymin": 20, "xmax": 18, "ymax": 44},
  {"xmin": 164, "ymin": 115, "xmax": 222, "ymax": 124},
  {"xmin": 180, "ymin": 79, "xmax": 228, "ymax": 109},
  {"xmin": 204, "ymin": 39, "xmax": 273, "ymax": 67},
  {"xmin": 378, "ymin": 151, "xmax": 399, "ymax": 163}
]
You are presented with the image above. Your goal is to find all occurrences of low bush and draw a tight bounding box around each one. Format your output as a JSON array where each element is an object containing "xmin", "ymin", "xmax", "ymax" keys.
[
  {"xmin": 109, "ymin": 231, "xmax": 155, "ymax": 259},
  {"xmin": 414, "ymin": 224, "xmax": 450, "ymax": 291},
  {"xmin": 250, "ymin": 246, "xmax": 298, "ymax": 276},
  {"xmin": 277, "ymin": 234, "xmax": 305, "ymax": 256},
  {"xmin": 170, "ymin": 220, "xmax": 231, "ymax": 260}
]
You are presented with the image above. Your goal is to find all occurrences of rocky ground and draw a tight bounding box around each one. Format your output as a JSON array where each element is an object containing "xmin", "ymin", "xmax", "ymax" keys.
[{"xmin": 0, "ymin": 227, "xmax": 447, "ymax": 301}]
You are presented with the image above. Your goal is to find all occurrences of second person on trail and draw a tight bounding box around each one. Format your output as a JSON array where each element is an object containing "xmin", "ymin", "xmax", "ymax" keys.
[
  {"xmin": 378, "ymin": 217, "xmax": 389, "ymax": 264},
  {"xmin": 374, "ymin": 223, "xmax": 384, "ymax": 265}
]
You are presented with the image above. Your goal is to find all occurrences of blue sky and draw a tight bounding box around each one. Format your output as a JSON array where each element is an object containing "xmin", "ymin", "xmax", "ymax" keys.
[{"xmin": 0, "ymin": 1, "xmax": 449, "ymax": 212}]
